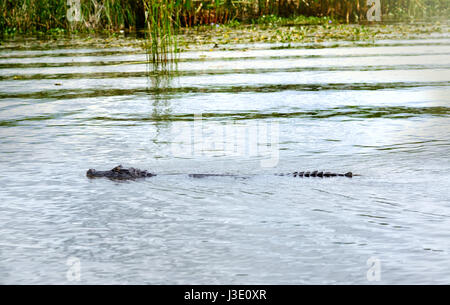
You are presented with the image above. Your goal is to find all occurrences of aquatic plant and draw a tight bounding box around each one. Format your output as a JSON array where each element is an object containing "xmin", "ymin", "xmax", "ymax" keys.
[
  {"xmin": 0, "ymin": 0, "xmax": 448, "ymax": 35},
  {"xmin": 0, "ymin": 0, "xmax": 145, "ymax": 34},
  {"xmin": 142, "ymin": 0, "xmax": 180, "ymax": 68}
]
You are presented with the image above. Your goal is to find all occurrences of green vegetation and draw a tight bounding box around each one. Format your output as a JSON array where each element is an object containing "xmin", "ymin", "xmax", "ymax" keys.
[
  {"xmin": 178, "ymin": 21, "xmax": 446, "ymax": 50},
  {"xmin": 1, "ymin": 0, "xmax": 448, "ymax": 35},
  {"xmin": 142, "ymin": 0, "xmax": 179, "ymax": 67},
  {"xmin": 0, "ymin": 1, "xmax": 448, "ymax": 66}
]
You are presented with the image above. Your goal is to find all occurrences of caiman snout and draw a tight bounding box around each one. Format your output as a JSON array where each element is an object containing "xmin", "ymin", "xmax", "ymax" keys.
[{"xmin": 86, "ymin": 169, "xmax": 97, "ymax": 178}]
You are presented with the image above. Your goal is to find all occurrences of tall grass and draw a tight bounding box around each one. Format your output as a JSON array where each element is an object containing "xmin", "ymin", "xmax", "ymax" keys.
[
  {"xmin": 177, "ymin": 0, "xmax": 236, "ymax": 26},
  {"xmin": 1, "ymin": 0, "xmax": 448, "ymax": 34},
  {"xmin": 0, "ymin": 0, "xmax": 145, "ymax": 33},
  {"xmin": 142, "ymin": 0, "xmax": 180, "ymax": 67},
  {"xmin": 0, "ymin": 0, "xmax": 67, "ymax": 33},
  {"xmin": 223, "ymin": 0, "xmax": 449, "ymax": 22}
]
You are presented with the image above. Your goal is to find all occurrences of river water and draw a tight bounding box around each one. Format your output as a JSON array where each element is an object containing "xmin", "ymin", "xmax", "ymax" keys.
[{"xmin": 0, "ymin": 33, "xmax": 449, "ymax": 284}]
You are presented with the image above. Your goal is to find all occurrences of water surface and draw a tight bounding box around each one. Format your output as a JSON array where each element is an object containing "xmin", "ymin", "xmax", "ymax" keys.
[{"xmin": 0, "ymin": 34, "xmax": 449, "ymax": 284}]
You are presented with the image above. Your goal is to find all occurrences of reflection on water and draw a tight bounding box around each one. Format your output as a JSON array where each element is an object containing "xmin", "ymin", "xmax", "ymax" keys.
[{"xmin": 0, "ymin": 35, "xmax": 450, "ymax": 284}]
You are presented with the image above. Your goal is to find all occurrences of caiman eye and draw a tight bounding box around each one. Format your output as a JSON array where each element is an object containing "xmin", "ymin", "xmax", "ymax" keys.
[{"xmin": 112, "ymin": 165, "xmax": 122, "ymax": 172}]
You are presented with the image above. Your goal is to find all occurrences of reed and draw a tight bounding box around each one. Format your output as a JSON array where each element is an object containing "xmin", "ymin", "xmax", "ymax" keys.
[
  {"xmin": 142, "ymin": 0, "xmax": 180, "ymax": 68},
  {"xmin": 1, "ymin": 0, "xmax": 448, "ymax": 35},
  {"xmin": 0, "ymin": 0, "xmax": 144, "ymax": 33}
]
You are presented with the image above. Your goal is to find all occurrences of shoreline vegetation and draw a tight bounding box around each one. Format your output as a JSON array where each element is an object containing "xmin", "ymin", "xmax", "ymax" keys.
[
  {"xmin": 1, "ymin": 1, "xmax": 448, "ymax": 65},
  {"xmin": 1, "ymin": 20, "xmax": 447, "ymax": 49},
  {"xmin": 1, "ymin": 0, "xmax": 449, "ymax": 35},
  {"xmin": 0, "ymin": 0, "xmax": 450, "ymax": 35}
]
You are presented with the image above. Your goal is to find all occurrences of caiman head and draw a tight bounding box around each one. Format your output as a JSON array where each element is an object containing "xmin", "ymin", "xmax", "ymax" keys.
[{"xmin": 86, "ymin": 165, "xmax": 155, "ymax": 179}]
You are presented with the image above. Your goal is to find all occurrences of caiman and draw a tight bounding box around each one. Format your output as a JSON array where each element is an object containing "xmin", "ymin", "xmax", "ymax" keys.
[{"xmin": 86, "ymin": 165, "xmax": 356, "ymax": 180}]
